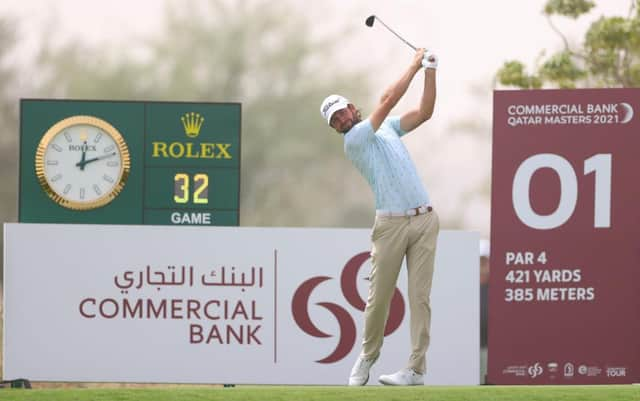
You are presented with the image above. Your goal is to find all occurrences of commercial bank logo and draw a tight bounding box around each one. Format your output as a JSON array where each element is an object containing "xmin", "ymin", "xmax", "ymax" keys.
[
  {"xmin": 528, "ymin": 362, "xmax": 543, "ymax": 378},
  {"xmin": 291, "ymin": 252, "xmax": 405, "ymax": 363}
]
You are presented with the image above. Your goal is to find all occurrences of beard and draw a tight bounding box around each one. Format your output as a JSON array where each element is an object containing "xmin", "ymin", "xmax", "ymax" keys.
[{"xmin": 340, "ymin": 113, "xmax": 362, "ymax": 134}]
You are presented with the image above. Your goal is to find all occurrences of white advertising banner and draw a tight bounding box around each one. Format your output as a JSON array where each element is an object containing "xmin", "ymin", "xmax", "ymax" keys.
[{"xmin": 3, "ymin": 224, "xmax": 478, "ymax": 385}]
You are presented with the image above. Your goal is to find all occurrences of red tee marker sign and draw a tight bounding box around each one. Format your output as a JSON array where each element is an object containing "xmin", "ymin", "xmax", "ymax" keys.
[{"xmin": 488, "ymin": 89, "xmax": 640, "ymax": 384}]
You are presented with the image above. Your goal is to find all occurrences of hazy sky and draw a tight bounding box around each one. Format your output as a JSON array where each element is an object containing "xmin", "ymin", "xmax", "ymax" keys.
[{"xmin": 1, "ymin": 0, "xmax": 633, "ymax": 235}]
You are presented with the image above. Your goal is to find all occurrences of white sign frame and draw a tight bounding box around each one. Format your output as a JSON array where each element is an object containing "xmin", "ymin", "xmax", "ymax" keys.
[{"xmin": 3, "ymin": 224, "xmax": 478, "ymax": 385}]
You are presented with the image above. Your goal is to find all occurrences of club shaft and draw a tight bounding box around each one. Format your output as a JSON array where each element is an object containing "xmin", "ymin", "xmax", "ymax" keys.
[{"xmin": 375, "ymin": 17, "xmax": 416, "ymax": 50}]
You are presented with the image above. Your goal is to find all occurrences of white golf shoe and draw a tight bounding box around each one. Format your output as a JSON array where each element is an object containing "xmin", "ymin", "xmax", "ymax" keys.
[
  {"xmin": 378, "ymin": 368, "xmax": 424, "ymax": 386},
  {"xmin": 348, "ymin": 355, "xmax": 378, "ymax": 386}
]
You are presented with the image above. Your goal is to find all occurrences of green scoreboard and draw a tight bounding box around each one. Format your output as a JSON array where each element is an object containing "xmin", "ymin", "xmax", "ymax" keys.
[{"xmin": 19, "ymin": 99, "xmax": 241, "ymax": 226}]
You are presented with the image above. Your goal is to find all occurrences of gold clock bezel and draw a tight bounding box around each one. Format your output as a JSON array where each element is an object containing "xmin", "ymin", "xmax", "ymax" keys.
[{"xmin": 35, "ymin": 115, "xmax": 131, "ymax": 211}]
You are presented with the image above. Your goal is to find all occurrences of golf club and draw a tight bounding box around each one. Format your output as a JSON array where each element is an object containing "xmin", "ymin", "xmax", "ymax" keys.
[{"xmin": 365, "ymin": 15, "xmax": 416, "ymax": 51}]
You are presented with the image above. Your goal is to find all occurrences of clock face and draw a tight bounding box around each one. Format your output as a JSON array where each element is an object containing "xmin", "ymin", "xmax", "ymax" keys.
[{"xmin": 35, "ymin": 116, "xmax": 131, "ymax": 210}]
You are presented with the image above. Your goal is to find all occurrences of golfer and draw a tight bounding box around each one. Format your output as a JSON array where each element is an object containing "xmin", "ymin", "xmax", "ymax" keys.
[{"xmin": 320, "ymin": 48, "xmax": 439, "ymax": 386}]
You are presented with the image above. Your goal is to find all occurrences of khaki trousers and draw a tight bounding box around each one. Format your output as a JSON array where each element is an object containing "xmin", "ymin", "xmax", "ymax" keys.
[{"xmin": 361, "ymin": 210, "xmax": 439, "ymax": 374}]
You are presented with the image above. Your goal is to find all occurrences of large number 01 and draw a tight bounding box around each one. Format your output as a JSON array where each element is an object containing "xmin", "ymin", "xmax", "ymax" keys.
[
  {"xmin": 512, "ymin": 153, "xmax": 611, "ymax": 230},
  {"xmin": 174, "ymin": 173, "xmax": 209, "ymax": 204}
]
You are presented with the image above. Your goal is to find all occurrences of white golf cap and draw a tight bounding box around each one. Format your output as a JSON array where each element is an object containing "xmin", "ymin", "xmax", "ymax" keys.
[{"xmin": 320, "ymin": 94, "xmax": 350, "ymax": 125}]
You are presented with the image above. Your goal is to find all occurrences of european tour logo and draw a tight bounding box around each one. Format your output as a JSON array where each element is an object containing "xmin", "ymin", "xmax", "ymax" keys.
[
  {"xmin": 151, "ymin": 112, "xmax": 232, "ymax": 159},
  {"xmin": 291, "ymin": 252, "xmax": 405, "ymax": 364}
]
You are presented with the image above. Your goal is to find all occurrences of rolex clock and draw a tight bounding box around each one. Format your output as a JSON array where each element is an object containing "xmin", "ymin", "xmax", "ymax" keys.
[
  {"xmin": 35, "ymin": 115, "xmax": 131, "ymax": 210},
  {"xmin": 21, "ymin": 99, "xmax": 241, "ymax": 225}
]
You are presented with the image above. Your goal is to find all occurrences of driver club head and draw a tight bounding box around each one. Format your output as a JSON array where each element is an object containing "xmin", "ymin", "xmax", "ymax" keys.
[
  {"xmin": 363, "ymin": 14, "xmax": 416, "ymax": 51},
  {"xmin": 365, "ymin": 15, "xmax": 375, "ymax": 27}
]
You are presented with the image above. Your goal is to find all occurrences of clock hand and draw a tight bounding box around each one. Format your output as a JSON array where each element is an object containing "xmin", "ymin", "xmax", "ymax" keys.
[
  {"xmin": 80, "ymin": 152, "xmax": 117, "ymax": 167},
  {"xmin": 76, "ymin": 141, "xmax": 88, "ymax": 171}
]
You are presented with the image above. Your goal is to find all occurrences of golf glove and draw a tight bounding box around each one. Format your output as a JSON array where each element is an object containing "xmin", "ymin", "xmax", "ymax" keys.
[{"xmin": 422, "ymin": 51, "xmax": 438, "ymax": 70}]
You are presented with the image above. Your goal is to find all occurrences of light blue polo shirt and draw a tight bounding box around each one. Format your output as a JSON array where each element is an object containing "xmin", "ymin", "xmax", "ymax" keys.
[{"xmin": 344, "ymin": 116, "xmax": 430, "ymax": 212}]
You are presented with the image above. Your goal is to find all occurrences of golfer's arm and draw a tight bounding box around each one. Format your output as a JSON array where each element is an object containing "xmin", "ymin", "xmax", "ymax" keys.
[
  {"xmin": 371, "ymin": 64, "xmax": 421, "ymax": 132},
  {"xmin": 400, "ymin": 68, "xmax": 436, "ymax": 133}
]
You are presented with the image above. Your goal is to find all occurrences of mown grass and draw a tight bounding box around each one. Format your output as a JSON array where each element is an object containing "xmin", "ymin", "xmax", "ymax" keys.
[{"xmin": 0, "ymin": 384, "xmax": 637, "ymax": 401}]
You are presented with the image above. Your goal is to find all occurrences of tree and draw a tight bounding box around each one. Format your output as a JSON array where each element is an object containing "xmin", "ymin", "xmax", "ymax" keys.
[
  {"xmin": 497, "ymin": 0, "xmax": 640, "ymax": 88},
  {"xmin": 0, "ymin": 17, "xmax": 20, "ymax": 283},
  {"xmin": 35, "ymin": 0, "xmax": 374, "ymax": 227}
]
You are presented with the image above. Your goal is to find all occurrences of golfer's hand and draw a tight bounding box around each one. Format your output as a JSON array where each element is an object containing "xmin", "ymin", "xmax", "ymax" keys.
[
  {"xmin": 412, "ymin": 48, "xmax": 426, "ymax": 69},
  {"xmin": 422, "ymin": 51, "xmax": 438, "ymax": 70}
]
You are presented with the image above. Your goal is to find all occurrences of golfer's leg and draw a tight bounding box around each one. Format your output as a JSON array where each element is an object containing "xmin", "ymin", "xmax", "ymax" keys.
[
  {"xmin": 361, "ymin": 217, "xmax": 407, "ymax": 360},
  {"xmin": 405, "ymin": 211, "xmax": 440, "ymax": 373}
]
